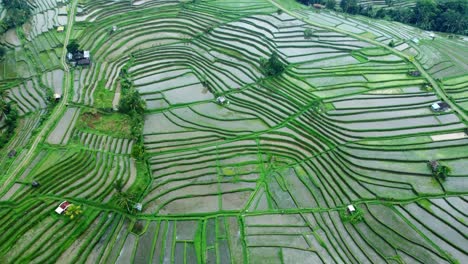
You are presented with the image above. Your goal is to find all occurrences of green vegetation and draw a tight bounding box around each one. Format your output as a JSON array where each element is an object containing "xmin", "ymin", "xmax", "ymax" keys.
[
  {"xmin": 66, "ymin": 39, "xmax": 80, "ymax": 54},
  {"xmin": 75, "ymin": 110, "xmax": 132, "ymax": 138},
  {"xmin": 428, "ymin": 161, "xmax": 452, "ymax": 181},
  {"xmin": 115, "ymin": 191, "xmax": 136, "ymax": 213},
  {"xmin": 0, "ymin": 0, "xmax": 32, "ymax": 34},
  {"xmin": 260, "ymin": 52, "xmax": 287, "ymax": 77},
  {"xmin": 128, "ymin": 161, "xmax": 151, "ymax": 199},
  {"xmin": 65, "ymin": 204, "xmax": 83, "ymax": 220},
  {"xmin": 0, "ymin": 0, "xmax": 466, "ymax": 263},
  {"xmin": 301, "ymin": 0, "xmax": 468, "ymax": 35},
  {"xmin": 113, "ymin": 178, "xmax": 124, "ymax": 193},
  {"xmin": 340, "ymin": 0, "xmax": 360, "ymax": 14},
  {"xmin": 118, "ymin": 67, "xmax": 146, "ymax": 139},
  {"xmin": 325, "ymin": 0, "xmax": 336, "ymax": 9},
  {"xmin": 0, "ymin": 45, "xmax": 6, "ymax": 60},
  {"xmin": 118, "ymin": 89, "xmax": 145, "ymax": 116},
  {"xmin": 304, "ymin": 28, "xmax": 314, "ymax": 39},
  {"xmin": 93, "ymin": 80, "xmax": 114, "ymax": 109},
  {"xmin": 340, "ymin": 207, "xmax": 364, "ymax": 224},
  {"xmin": 0, "ymin": 90, "xmax": 18, "ymax": 147}
]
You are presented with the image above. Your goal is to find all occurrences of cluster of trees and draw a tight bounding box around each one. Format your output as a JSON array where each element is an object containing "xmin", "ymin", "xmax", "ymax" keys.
[
  {"xmin": 0, "ymin": 91, "xmax": 18, "ymax": 148},
  {"xmin": 297, "ymin": 0, "xmax": 337, "ymax": 9},
  {"xmin": 118, "ymin": 67, "xmax": 145, "ymax": 134},
  {"xmin": 298, "ymin": 0, "xmax": 467, "ymax": 35},
  {"xmin": 339, "ymin": 206, "xmax": 364, "ymax": 224},
  {"xmin": 118, "ymin": 65, "xmax": 146, "ymax": 159},
  {"xmin": 260, "ymin": 52, "xmax": 287, "ymax": 77},
  {"xmin": 113, "ymin": 179, "xmax": 137, "ymax": 213},
  {"xmin": 0, "ymin": 0, "xmax": 32, "ymax": 34},
  {"xmin": 66, "ymin": 40, "xmax": 80, "ymax": 54},
  {"xmin": 65, "ymin": 205, "xmax": 83, "ymax": 220},
  {"xmin": 0, "ymin": 45, "xmax": 6, "ymax": 60},
  {"xmin": 428, "ymin": 161, "xmax": 451, "ymax": 181}
]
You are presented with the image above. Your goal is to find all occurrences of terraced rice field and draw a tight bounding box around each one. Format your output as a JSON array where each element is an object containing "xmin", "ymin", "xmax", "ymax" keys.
[{"xmin": 0, "ymin": 0, "xmax": 466, "ymax": 263}]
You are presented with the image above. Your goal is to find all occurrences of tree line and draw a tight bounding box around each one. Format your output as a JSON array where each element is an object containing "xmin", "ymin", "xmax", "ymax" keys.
[
  {"xmin": 118, "ymin": 59, "xmax": 147, "ymax": 160},
  {"xmin": 297, "ymin": 0, "xmax": 467, "ymax": 35},
  {"xmin": 0, "ymin": 91, "xmax": 18, "ymax": 148},
  {"xmin": 0, "ymin": 0, "xmax": 33, "ymax": 60}
]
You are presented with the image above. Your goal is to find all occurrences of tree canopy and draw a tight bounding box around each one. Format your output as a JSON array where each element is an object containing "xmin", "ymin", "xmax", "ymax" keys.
[
  {"xmin": 261, "ymin": 52, "xmax": 286, "ymax": 77},
  {"xmin": 0, "ymin": 98, "xmax": 18, "ymax": 148},
  {"xmin": 0, "ymin": 46, "xmax": 6, "ymax": 60},
  {"xmin": 65, "ymin": 205, "xmax": 83, "ymax": 220},
  {"xmin": 66, "ymin": 40, "xmax": 80, "ymax": 54},
  {"xmin": 0, "ymin": 0, "xmax": 32, "ymax": 34},
  {"xmin": 340, "ymin": 0, "xmax": 359, "ymax": 14},
  {"xmin": 296, "ymin": 0, "xmax": 468, "ymax": 35},
  {"xmin": 119, "ymin": 89, "xmax": 146, "ymax": 115},
  {"xmin": 434, "ymin": 165, "xmax": 451, "ymax": 181}
]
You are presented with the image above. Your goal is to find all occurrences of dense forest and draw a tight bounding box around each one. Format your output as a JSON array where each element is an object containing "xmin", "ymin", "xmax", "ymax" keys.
[
  {"xmin": 0, "ymin": 0, "xmax": 32, "ymax": 59},
  {"xmin": 298, "ymin": 0, "xmax": 468, "ymax": 35},
  {"xmin": 0, "ymin": 0, "xmax": 32, "ymax": 34}
]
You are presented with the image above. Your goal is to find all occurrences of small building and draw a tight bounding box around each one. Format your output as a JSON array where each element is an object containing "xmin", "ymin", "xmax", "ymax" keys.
[
  {"xmin": 54, "ymin": 93, "xmax": 61, "ymax": 101},
  {"xmin": 411, "ymin": 37, "xmax": 419, "ymax": 44},
  {"xmin": 7, "ymin": 149, "xmax": 16, "ymax": 158},
  {"xmin": 57, "ymin": 26, "xmax": 65, "ymax": 32},
  {"xmin": 408, "ymin": 70, "xmax": 421, "ymax": 77},
  {"xmin": 431, "ymin": 102, "xmax": 449, "ymax": 112},
  {"xmin": 112, "ymin": 25, "xmax": 118, "ymax": 32},
  {"xmin": 76, "ymin": 58, "xmax": 91, "ymax": 66},
  {"xmin": 73, "ymin": 52, "xmax": 84, "ymax": 60},
  {"xmin": 313, "ymin": 3, "xmax": 325, "ymax": 9},
  {"xmin": 31, "ymin": 181, "xmax": 40, "ymax": 188},
  {"xmin": 68, "ymin": 50, "xmax": 91, "ymax": 66},
  {"xmin": 347, "ymin": 205, "xmax": 356, "ymax": 214},
  {"xmin": 216, "ymin": 96, "xmax": 228, "ymax": 105},
  {"xmin": 55, "ymin": 201, "xmax": 71, "ymax": 214},
  {"xmin": 134, "ymin": 203, "xmax": 143, "ymax": 212},
  {"xmin": 429, "ymin": 32, "xmax": 435, "ymax": 39}
]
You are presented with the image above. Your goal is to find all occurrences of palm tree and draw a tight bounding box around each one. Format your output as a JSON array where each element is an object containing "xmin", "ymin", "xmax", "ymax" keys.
[
  {"xmin": 114, "ymin": 179, "xmax": 124, "ymax": 193},
  {"xmin": 65, "ymin": 204, "xmax": 83, "ymax": 220},
  {"xmin": 115, "ymin": 191, "xmax": 135, "ymax": 213}
]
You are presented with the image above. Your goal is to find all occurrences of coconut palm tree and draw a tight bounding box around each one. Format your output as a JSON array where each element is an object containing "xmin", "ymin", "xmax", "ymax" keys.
[
  {"xmin": 65, "ymin": 204, "xmax": 83, "ymax": 220},
  {"xmin": 115, "ymin": 191, "xmax": 135, "ymax": 213},
  {"xmin": 113, "ymin": 178, "xmax": 124, "ymax": 193}
]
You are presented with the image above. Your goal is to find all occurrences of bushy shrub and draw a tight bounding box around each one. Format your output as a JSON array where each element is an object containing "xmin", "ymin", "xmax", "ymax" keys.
[
  {"xmin": 304, "ymin": 28, "xmax": 314, "ymax": 39},
  {"xmin": 66, "ymin": 40, "xmax": 80, "ymax": 54},
  {"xmin": 260, "ymin": 52, "xmax": 286, "ymax": 77}
]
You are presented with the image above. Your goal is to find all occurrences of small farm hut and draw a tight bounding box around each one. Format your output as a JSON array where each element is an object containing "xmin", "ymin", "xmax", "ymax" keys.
[
  {"xmin": 55, "ymin": 201, "xmax": 71, "ymax": 214},
  {"xmin": 431, "ymin": 102, "xmax": 449, "ymax": 112}
]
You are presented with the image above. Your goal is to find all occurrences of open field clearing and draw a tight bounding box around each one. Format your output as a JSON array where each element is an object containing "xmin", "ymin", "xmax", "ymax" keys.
[{"xmin": 0, "ymin": 0, "xmax": 466, "ymax": 263}]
